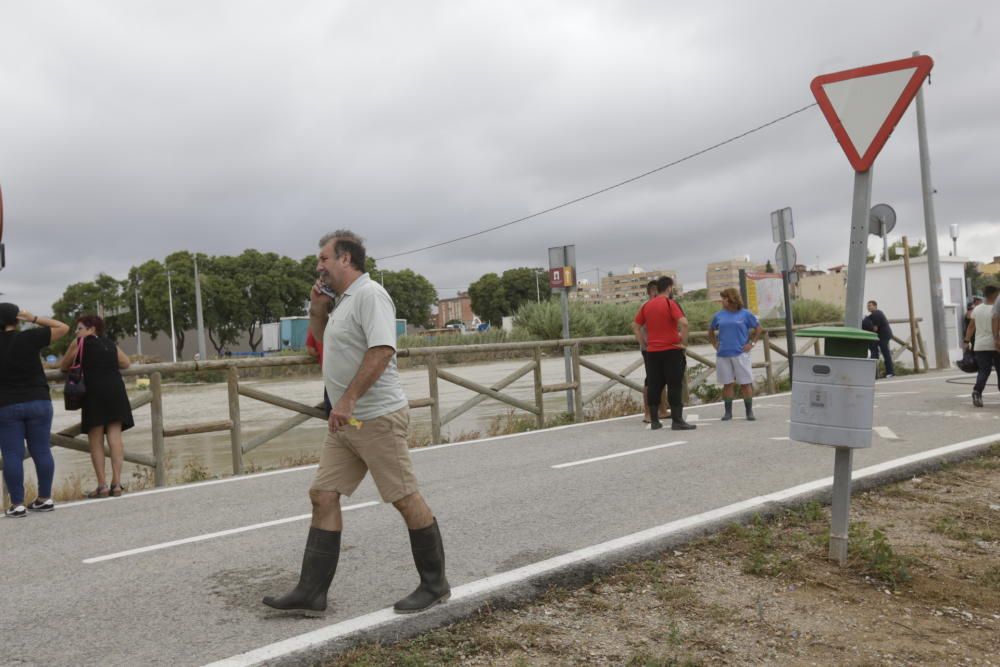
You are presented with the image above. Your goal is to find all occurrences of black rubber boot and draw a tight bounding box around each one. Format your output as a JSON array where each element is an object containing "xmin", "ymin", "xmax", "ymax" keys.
[
  {"xmin": 262, "ymin": 527, "xmax": 340, "ymax": 616},
  {"xmin": 394, "ymin": 518, "xmax": 451, "ymax": 614},
  {"xmin": 744, "ymin": 397, "xmax": 756, "ymax": 421},
  {"xmin": 721, "ymin": 399, "xmax": 733, "ymax": 421},
  {"xmin": 671, "ymin": 404, "xmax": 696, "ymax": 430}
]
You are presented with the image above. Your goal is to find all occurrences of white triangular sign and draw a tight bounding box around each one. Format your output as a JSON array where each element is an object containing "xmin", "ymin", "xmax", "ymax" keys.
[{"xmin": 811, "ymin": 56, "xmax": 933, "ymax": 171}]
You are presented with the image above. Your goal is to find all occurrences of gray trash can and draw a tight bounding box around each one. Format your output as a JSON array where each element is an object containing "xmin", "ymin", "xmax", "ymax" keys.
[{"xmin": 789, "ymin": 327, "xmax": 878, "ymax": 448}]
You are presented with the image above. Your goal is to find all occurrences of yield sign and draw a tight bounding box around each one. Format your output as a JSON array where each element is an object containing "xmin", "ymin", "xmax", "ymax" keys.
[{"xmin": 811, "ymin": 55, "xmax": 933, "ymax": 171}]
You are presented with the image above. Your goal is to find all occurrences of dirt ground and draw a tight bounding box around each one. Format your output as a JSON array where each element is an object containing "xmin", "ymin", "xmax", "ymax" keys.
[{"xmin": 328, "ymin": 446, "xmax": 1000, "ymax": 666}]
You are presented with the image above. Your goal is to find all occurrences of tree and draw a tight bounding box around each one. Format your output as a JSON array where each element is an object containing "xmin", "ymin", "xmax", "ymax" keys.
[
  {"xmin": 468, "ymin": 273, "xmax": 508, "ymax": 326},
  {"xmin": 887, "ymin": 239, "xmax": 926, "ymax": 260},
  {"xmin": 381, "ymin": 268, "xmax": 436, "ymax": 327},
  {"xmin": 200, "ymin": 254, "xmax": 248, "ymax": 356},
  {"xmin": 51, "ymin": 273, "xmax": 130, "ymax": 353},
  {"xmin": 502, "ymin": 267, "xmax": 551, "ymax": 311},
  {"xmin": 235, "ymin": 250, "xmax": 313, "ymax": 350}
]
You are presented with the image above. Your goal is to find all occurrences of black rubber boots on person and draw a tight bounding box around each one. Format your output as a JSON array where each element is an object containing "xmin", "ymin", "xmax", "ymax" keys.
[
  {"xmin": 670, "ymin": 404, "xmax": 696, "ymax": 430},
  {"xmin": 263, "ymin": 527, "xmax": 341, "ymax": 616},
  {"xmin": 394, "ymin": 518, "xmax": 451, "ymax": 614}
]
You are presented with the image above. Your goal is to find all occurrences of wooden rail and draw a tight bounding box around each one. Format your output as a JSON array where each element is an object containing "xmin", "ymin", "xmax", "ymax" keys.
[{"xmin": 1, "ymin": 318, "xmax": 928, "ymax": 501}]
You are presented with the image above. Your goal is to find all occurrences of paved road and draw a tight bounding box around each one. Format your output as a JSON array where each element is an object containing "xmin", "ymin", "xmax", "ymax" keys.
[{"xmin": 2, "ymin": 370, "xmax": 996, "ymax": 666}]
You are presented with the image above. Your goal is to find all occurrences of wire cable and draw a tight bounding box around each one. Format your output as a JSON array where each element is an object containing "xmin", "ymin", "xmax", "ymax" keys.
[{"xmin": 376, "ymin": 102, "xmax": 818, "ymax": 262}]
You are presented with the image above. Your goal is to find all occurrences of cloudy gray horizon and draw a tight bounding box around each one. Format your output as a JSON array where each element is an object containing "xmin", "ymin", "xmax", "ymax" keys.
[{"xmin": 1, "ymin": 1, "xmax": 998, "ymax": 315}]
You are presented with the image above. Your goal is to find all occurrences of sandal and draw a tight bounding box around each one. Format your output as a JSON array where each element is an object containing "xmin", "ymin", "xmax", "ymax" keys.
[
  {"xmin": 110, "ymin": 483, "xmax": 124, "ymax": 497},
  {"xmin": 87, "ymin": 485, "xmax": 110, "ymax": 499}
]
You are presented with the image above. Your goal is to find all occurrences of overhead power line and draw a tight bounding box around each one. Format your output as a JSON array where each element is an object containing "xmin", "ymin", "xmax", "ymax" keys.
[{"xmin": 376, "ymin": 102, "xmax": 818, "ymax": 262}]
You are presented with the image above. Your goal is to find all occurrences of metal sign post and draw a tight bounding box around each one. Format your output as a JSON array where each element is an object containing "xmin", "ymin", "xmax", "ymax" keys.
[
  {"xmin": 810, "ymin": 55, "xmax": 934, "ymax": 564},
  {"xmin": 772, "ymin": 208, "xmax": 797, "ymax": 380},
  {"xmin": 548, "ymin": 245, "xmax": 577, "ymax": 416},
  {"xmin": 0, "ymin": 183, "xmax": 5, "ymax": 271}
]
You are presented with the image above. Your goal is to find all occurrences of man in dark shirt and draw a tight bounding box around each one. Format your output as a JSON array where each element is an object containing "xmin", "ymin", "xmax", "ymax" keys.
[{"xmin": 866, "ymin": 300, "xmax": 894, "ymax": 377}]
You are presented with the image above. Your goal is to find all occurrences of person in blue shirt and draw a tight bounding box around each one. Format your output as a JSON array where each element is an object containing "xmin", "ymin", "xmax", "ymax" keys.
[{"xmin": 708, "ymin": 288, "xmax": 763, "ymax": 421}]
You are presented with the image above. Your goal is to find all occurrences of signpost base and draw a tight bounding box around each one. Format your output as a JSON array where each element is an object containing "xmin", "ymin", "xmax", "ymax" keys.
[{"xmin": 828, "ymin": 446, "xmax": 854, "ymax": 565}]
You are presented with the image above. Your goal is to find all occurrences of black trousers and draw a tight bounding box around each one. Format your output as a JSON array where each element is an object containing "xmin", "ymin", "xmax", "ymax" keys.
[
  {"xmin": 645, "ymin": 349, "xmax": 685, "ymax": 420},
  {"xmin": 871, "ymin": 337, "xmax": 894, "ymax": 375},
  {"xmin": 973, "ymin": 350, "xmax": 1000, "ymax": 394}
]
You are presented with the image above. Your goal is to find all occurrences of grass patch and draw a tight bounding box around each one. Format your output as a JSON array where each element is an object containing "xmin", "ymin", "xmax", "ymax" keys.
[{"xmin": 848, "ymin": 523, "xmax": 912, "ymax": 588}]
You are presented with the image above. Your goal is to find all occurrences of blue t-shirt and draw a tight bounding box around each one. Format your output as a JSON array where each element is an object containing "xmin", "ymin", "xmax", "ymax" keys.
[{"xmin": 710, "ymin": 308, "xmax": 760, "ymax": 357}]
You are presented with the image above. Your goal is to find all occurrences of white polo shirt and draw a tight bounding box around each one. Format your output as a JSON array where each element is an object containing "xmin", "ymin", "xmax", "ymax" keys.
[{"xmin": 322, "ymin": 273, "xmax": 408, "ymax": 420}]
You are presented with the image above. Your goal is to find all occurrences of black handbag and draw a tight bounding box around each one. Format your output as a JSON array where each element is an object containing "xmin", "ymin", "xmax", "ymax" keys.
[
  {"xmin": 956, "ymin": 343, "xmax": 977, "ymax": 373},
  {"xmin": 64, "ymin": 337, "xmax": 87, "ymax": 410}
]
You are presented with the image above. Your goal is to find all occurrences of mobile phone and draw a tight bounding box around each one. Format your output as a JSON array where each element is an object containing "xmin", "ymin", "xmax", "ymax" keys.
[{"xmin": 316, "ymin": 274, "xmax": 337, "ymax": 299}]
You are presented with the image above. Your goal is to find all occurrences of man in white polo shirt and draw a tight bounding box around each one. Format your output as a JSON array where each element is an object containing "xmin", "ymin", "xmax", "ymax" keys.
[{"xmin": 263, "ymin": 230, "xmax": 449, "ymax": 616}]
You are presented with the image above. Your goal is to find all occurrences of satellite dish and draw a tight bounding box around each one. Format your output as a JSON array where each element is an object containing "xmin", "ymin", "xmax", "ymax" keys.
[{"xmin": 868, "ymin": 203, "xmax": 896, "ymax": 237}]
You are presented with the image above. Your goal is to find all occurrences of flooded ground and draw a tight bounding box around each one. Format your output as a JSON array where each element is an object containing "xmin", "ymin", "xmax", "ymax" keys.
[{"xmin": 28, "ymin": 344, "xmax": 770, "ymax": 490}]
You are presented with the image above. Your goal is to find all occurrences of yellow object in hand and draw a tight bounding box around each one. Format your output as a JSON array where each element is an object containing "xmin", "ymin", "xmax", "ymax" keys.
[{"xmin": 348, "ymin": 418, "xmax": 363, "ymax": 429}]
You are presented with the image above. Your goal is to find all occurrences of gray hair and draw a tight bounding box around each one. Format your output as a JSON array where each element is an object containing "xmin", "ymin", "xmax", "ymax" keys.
[{"xmin": 319, "ymin": 230, "xmax": 367, "ymax": 272}]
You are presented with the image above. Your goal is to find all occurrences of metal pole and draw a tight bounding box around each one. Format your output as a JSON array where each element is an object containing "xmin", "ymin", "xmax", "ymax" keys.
[
  {"xmin": 914, "ymin": 50, "xmax": 949, "ymax": 369},
  {"xmin": 134, "ymin": 285, "xmax": 143, "ymax": 356},
  {"xmin": 777, "ymin": 213, "xmax": 795, "ymax": 379},
  {"xmin": 535, "ymin": 272, "xmax": 540, "ymax": 303},
  {"xmin": 166, "ymin": 270, "xmax": 178, "ymax": 363},
  {"xmin": 829, "ymin": 446, "xmax": 853, "ymax": 564},
  {"xmin": 881, "ymin": 219, "xmax": 888, "ymax": 262},
  {"xmin": 561, "ymin": 288, "xmax": 573, "ymax": 415},
  {"xmin": 845, "ymin": 169, "xmax": 873, "ymax": 327},
  {"xmin": 953, "ymin": 238, "xmax": 957, "ymax": 257},
  {"xmin": 194, "ymin": 257, "xmax": 208, "ymax": 361}
]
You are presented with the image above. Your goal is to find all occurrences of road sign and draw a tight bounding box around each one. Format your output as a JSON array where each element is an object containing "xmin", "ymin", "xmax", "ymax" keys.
[
  {"xmin": 770, "ymin": 207, "xmax": 794, "ymax": 243},
  {"xmin": 868, "ymin": 203, "xmax": 896, "ymax": 237},
  {"xmin": 775, "ymin": 241, "xmax": 797, "ymax": 272},
  {"xmin": 811, "ymin": 55, "xmax": 933, "ymax": 172}
]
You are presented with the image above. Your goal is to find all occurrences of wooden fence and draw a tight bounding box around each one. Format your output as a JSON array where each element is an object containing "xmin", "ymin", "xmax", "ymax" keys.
[{"xmin": 2, "ymin": 319, "xmax": 926, "ymax": 496}]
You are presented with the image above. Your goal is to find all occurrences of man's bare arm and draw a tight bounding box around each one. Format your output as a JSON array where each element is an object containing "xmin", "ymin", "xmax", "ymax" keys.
[
  {"xmin": 631, "ymin": 321, "xmax": 646, "ymax": 348},
  {"xmin": 328, "ymin": 346, "xmax": 396, "ymax": 430}
]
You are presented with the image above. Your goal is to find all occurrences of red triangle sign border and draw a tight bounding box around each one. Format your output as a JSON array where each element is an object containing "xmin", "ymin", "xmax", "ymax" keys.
[{"xmin": 811, "ymin": 55, "xmax": 934, "ymax": 172}]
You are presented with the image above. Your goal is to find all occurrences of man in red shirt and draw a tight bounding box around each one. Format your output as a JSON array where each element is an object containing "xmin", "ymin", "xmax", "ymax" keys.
[{"xmin": 632, "ymin": 276, "xmax": 695, "ymax": 431}]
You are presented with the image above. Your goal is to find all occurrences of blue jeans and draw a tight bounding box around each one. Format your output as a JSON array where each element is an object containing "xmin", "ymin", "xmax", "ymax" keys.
[{"xmin": 0, "ymin": 400, "xmax": 55, "ymax": 505}]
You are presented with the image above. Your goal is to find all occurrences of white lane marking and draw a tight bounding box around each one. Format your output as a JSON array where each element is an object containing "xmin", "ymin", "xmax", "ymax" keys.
[
  {"xmin": 875, "ymin": 391, "xmax": 920, "ymax": 397},
  {"xmin": 551, "ymin": 441, "xmax": 687, "ymax": 469},
  {"xmin": 83, "ymin": 501, "xmax": 378, "ymax": 564},
  {"xmin": 771, "ymin": 436, "xmax": 791, "ymax": 441},
  {"xmin": 203, "ymin": 430, "xmax": 1000, "ymax": 667},
  {"xmin": 873, "ymin": 426, "xmax": 900, "ymax": 440}
]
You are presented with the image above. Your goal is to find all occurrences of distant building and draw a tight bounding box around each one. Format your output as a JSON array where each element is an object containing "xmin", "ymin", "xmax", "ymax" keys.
[
  {"xmin": 979, "ymin": 256, "xmax": 1000, "ymax": 277},
  {"xmin": 796, "ymin": 271, "xmax": 847, "ymax": 308},
  {"xmin": 435, "ymin": 291, "xmax": 476, "ymax": 329},
  {"xmin": 600, "ymin": 265, "xmax": 682, "ymax": 305},
  {"xmin": 706, "ymin": 258, "xmax": 757, "ymax": 302},
  {"xmin": 569, "ymin": 278, "xmax": 603, "ymax": 304}
]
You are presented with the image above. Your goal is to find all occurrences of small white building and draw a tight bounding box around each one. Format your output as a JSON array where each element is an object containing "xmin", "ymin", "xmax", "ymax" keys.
[{"xmin": 863, "ymin": 255, "xmax": 967, "ymax": 363}]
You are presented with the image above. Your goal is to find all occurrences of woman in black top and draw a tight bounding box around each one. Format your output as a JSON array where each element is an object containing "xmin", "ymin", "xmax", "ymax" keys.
[
  {"xmin": 0, "ymin": 302, "xmax": 70, "ymax": 517},
  {"xmin": 60, "ymin": 315, "xmax": 133, "ymax": 498}
]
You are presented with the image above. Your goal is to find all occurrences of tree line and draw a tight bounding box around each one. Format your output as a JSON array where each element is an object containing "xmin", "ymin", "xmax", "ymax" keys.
[{"xmin": 51, "ymin": 250, "xmax": 437, "ymax": 358}]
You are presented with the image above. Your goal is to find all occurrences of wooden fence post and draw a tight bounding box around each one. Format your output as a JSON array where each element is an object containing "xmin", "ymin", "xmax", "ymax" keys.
[
  {"xmin": 902, "ymin": 236, "xmax": 922, "ymax": 373},
  {"xmin": 762, "ymin": 331, "xmax": 775, "ymax": 394},
  {"xmin": 150, "ymin": 372, "xmax": 167, "ymax": 487},
  {"xmin": 427, "ymin": 353, "xmax": 442, "ymax": 445},
  {"xmin": 227, "ymin": 366, "xmax": 243, "ymax": 475},
  {"xmin": 571, "ymin": 344, "xmax": 584, "ymax": 423},
  {"xmin": 533, "ymin": 346, "xmax": 545, "ymax": 428}
]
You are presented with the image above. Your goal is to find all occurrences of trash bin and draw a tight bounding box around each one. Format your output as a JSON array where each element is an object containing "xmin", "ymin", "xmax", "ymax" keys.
[{"xmin": 789, "ymin": 326, "xmax": 879, "ymax": 448}]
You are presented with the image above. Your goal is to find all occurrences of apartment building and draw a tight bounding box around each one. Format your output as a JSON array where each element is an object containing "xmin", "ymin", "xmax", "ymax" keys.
[
  {"xmin": 705, "ymin": 258, "xmax": 757, "ymax": 302},
  {"xmin": 435, "ymin": 291, "xmax": 475, "ymax": 328},
  {"xmin": 599, "ymin": 266, "xmax": 682, "ymax": 305}
]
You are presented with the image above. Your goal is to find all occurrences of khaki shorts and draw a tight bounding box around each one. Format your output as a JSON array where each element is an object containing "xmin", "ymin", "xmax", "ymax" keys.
[{"xmin": 311, "ymin": 407, "xmax": 418, "ymax": 503}]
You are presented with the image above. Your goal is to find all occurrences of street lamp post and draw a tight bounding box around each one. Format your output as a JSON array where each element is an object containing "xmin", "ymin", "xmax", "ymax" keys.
[
  {"xmin": 166, "ymin": 270, "xmax": 178, "ymax": 363},
  {"xmin": 134, "ymin": 282, "xmax": 143, "ymax": 356},
  {"xmin": 949, "ymin": 223, "xmax": 959, "ymax": 257},
  {"xmin": 194, "ymin": 256, "xmax": 208, "ymax": 361}
]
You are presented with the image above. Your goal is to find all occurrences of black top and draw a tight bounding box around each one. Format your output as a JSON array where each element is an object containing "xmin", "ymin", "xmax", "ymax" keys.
[
  {"xmin": 868, "ymin": 309, "xmax": 893, "ymax": 341},
  {"xmin": 0, "ymin": 327, "xmax": 53, "ymax": 407},
  {"xmin": 79, "ymin": 335, "xmax": 134, "ymax": 431}
]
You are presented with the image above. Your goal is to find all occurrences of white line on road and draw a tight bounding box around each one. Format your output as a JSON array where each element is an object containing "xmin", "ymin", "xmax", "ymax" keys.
[
  {"xmin": 203, "ymin": 430, "xmax": 1000, "ymax": 667},
  {"xmin": 551, "ymin": 441, "xmax": 687, "ymax": 469},
  {"xmin": 770, "ymin": 436, "xmax": 791, "ymax": 441},
  {"xmin": 874, "ymin": 391, "xmax": 920, "ymax": 397},
  {"xmin": 873, "ymin": 426, "xmax": 900, "ymax": 440},
  {"xmin": 83, "ymin": 501, "xmax": 379, "ymax": 564}
]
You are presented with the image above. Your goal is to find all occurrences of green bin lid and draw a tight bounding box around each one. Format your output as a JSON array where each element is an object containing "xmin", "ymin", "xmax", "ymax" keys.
[{"xmin": 795, "ymin": 326, "xmax": 878, "ymax": 341}]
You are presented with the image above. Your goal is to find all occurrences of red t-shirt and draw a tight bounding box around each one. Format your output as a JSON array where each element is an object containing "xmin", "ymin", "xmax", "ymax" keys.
[
  {"xmin": 305, "ymin": 329, "xmax": 323, "ymax": 365},
  {"xmin": 634, "ymin": 297, "xmax": 685, "ymax": 352}
]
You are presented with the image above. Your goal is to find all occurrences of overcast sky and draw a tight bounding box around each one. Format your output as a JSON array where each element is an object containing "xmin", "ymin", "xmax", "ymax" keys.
[{"xmin": 1, "ymin": 1, "xmax": 998, "ymax": 314}]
